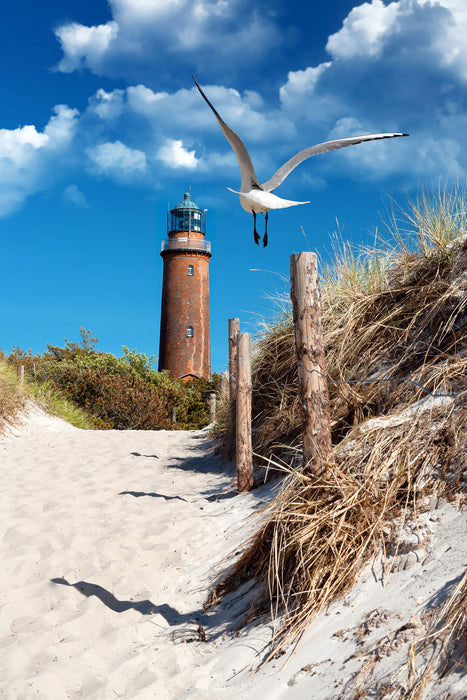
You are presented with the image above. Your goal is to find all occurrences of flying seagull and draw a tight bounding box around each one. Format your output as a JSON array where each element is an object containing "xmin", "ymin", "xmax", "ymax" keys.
[{"xmin": 193, "ymin": 75, "xmax": 408, "ymax": 247}]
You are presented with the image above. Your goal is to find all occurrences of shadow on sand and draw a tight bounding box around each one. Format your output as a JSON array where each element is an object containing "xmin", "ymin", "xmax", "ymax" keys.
[
  {"xmin": 51, "ymin": 577, "xmax": 196, "ymax": 623},
  {"xmin": 119, "ymin": 491, "xmax": 188, "ymax": 502},
  {"xmin": 50, "ymin": 577, "xmax": 255, "ymax": 644}
]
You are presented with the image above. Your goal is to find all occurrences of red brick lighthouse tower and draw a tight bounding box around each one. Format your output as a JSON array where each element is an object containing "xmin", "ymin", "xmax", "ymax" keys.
[{"xmin": 158, "ymin": 192, "xmax": 211, "ymax": 380}]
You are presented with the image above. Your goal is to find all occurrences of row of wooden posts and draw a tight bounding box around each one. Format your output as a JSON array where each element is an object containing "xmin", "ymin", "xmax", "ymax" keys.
[{"xmin": 229, "ymin": 252, "xmax": 332, "ymax": 493}]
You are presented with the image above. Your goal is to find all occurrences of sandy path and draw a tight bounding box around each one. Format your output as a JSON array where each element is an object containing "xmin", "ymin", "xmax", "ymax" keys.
[
  {"xmin": 0, "ymin": 410, "xmax": 272, "ymax": 699},
  {"xmin": 1, "ymin": 408, "xmax": 466, "ymax": 699}
]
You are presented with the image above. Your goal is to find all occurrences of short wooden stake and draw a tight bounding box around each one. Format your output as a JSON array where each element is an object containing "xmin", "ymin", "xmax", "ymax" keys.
[
  {"xmin": 18, "ymin": 365, "xmax": 25, "ymax": 387},
  {"xmin": 208, "ymin": 392, "xmax": 216, "ymax": 423},
  {"xmin": 290, "ymin": 252, "xmax": 332, "ymax": 477},
  {"xmin": 236, "ymin": 332, "xmax": 253, "ymax": 492},
  {"xmin": 219, "ymin": 370, "xmax": 228, "ymax": 396}
]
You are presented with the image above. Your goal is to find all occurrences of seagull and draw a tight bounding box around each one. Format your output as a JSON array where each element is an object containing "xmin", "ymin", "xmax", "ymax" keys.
[{"xmin": 193, "ymin": 75, "xmax": 408, "ymax": 247}]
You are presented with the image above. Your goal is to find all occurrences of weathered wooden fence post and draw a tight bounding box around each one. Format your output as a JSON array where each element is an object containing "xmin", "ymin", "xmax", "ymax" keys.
[
  {"xmin": 208, "ymin": 392, "xmax": 216, "ymax": 423},
  {"xmin": 219, "ymin": 370, "xmax": 228, "ymax": 397},
  {"xmin": 228, "ymin": 318, "xmax": 239, "ymax": 429},
  {"xmin": 228, "ymin": 318, "xmax": 239, "ymax": 399},
  {"xmin": 290, "ymin": 252, "xmax": 332, "ymax": 477},
  {"xmin": 18, "ymin": 365, "xmax": 25, "ymax": 387},
  {"xmin": 236, "ymin": 332, "xmax": 253, "ymax": 492}
]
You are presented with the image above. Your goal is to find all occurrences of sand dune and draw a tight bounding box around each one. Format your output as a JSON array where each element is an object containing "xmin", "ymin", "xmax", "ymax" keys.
[{"xmin": 1, "ymin": 407, "xmax": 465, "ymax": 699}]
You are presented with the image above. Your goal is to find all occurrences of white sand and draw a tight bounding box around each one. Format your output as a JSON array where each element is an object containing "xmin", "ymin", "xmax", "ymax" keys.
[{"xmin": 1, "ymin": 407, "xmax": 466, "ymax": 699}]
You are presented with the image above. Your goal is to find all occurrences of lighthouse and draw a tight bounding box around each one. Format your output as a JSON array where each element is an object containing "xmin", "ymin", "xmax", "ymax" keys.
[{"xmin": 158, "ymin": 192, "xmax": 211, "ymax": 380}]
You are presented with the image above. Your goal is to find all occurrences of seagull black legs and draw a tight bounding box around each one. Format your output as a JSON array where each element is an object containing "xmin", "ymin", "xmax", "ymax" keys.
[
  {"xmin": 263, "ymin": 211, "xmax": 268, "ymax": 248},
  {"xmin": 253, "ymin": 211, "xmax": 260, "ymax": 245},
  {"xmin": 252, "ymin": 210, "xmax": 269, "ymax": 247}
]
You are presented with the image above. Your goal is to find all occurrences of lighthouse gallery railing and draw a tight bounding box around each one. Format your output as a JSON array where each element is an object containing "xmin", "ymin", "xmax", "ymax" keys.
[{"xmin": 161, "ymin": 238, "xmax": 211, "ymax": 254}]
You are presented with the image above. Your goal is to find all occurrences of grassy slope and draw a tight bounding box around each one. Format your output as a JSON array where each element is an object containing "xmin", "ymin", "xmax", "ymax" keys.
[
  {"xmin": 0, "ymin": 357, "xmax": 96, "ymax": 433},
  {"xmin": 212, "ymin": 189, "xmax": 467, "ymax": 691}
]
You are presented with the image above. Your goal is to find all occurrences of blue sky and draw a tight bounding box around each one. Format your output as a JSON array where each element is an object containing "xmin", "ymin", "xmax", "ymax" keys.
[{"xmin": 1, "ymin": 0, "xmax": 466, "ymax": 374}]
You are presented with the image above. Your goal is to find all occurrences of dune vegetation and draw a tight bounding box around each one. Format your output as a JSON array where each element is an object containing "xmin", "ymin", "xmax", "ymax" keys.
[
  {"xmin": 0, "ymin": 357, "xmax": 26, "ymax": 432},
  {"xmin": 2, "ymin": 329, "xmax": 216, "ymax": 433},
  {"xmin": 211, "ymin": 187, "xmax": 467, "ymax": 689}
]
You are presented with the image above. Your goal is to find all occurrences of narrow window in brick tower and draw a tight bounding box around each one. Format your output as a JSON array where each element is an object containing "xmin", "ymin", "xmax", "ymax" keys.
[
  {"xmin": 187, "ymin": 265, "xmax": 194, "ymax": 276},
  {"xmin": 186, "ymin": 326, "xmax": 194, "ymax": 338}
]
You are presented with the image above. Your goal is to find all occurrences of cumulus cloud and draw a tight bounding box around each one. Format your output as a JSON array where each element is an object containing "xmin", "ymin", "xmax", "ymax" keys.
[
  {"xmin": 326, "ymin": 0, "xmax": 401, "ymax": 59},
  {"xmin": 55, "ymin": 21, "xmax": 119, "ymax": 73},
  {"xmin": 4, "ymin": 0, "xmax": 467, "ymax": 217},
  {"xmin": 88, "ymin": 88, "xmax": 125, "ymax": 120},
  {"xmin": 156, "ymin": 138, "xmax": 198, "ymax": 169},
  {"xmin": 0, "ymin": 125, "xmax": 49, "ymax": 164},
  {"xmin": 87, "ymin": 140, "xmax": 147, "ymax": 175},
  {"xmin": 279, "ymin": 62, "xmax": 333, "ymax": 116},
  {"xmin": 54, "ymin": 0, "xmax": 281, "ymax": 80},
  {"xmin": 325, "ymin": 0, "xmax": 467, "ymax": 83},
  {"xmin": 273, "ymin": 0, "xmax": 467, "ymax": 180},
  {"xmin": 0, "ymin": 106, "xmax": 79, "ymax": 216}
]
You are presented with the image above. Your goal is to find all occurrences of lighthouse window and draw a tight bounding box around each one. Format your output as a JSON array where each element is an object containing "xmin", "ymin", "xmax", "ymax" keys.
[
  {"xmin": 187, "ymin": 265, "xmax": 194, "ymax": 276},
  {"xmin": 187, "ymin": 326, "xmax": 194, "ymax": 338}
]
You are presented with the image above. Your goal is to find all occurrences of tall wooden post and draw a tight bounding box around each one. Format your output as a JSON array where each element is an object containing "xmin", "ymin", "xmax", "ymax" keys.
[
  {"xmin": 236, "ymin": 332, "xmax": 253, "ymax": 492},
  {"xmin": 18, "ymin": 365, "xmax": 25, "ymax": 387},
  {"xmin": 228, "ymin": 318, "xmax": 239, "ymax": 401},
  {"xmin": 228, "ymin": 318, "xmax": 239, "ymax": 432},
  {"xmin": 290, "ymin": 253, "xmax": 332, "ymax": 477}
]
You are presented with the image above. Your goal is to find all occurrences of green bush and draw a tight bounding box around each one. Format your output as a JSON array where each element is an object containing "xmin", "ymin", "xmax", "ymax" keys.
[{"xmin": 8, "ymin": 329, "xmax": 213, "ymax": 431}]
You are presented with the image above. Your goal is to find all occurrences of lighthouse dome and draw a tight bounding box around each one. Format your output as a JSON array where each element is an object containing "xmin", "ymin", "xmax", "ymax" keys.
[{"xmin": 172, "ymin": 192, "xmax": 202, "ymax": 212}]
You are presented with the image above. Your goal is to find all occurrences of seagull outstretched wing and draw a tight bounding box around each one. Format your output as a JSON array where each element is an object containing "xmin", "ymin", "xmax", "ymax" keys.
[
  {"xmin": 192, "ymin": 75, "xmax": 261, "ymax": 192},
  {"xmin": 261, "ymin": 133, "xmax": 409, "ymax": 192}
]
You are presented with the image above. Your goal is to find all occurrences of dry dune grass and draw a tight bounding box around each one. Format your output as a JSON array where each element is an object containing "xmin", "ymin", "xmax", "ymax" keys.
[
  {"xmin": 211, "ymin": 188, "xmax": 467, "ymax": 680},
  {"xmin": 209, "ymin": 395, "xmax": 466, "ymax": 660},
  {"xmin": 0, "ymin": 357, "xmax": 25, "ymax": 433},
  {"xmin": 219, "ymin": 188, "xmax": 467, "ymax": 461}
]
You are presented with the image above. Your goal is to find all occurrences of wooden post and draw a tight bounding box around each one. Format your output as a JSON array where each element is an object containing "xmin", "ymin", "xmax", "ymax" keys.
[
  {"xmin": 219, "ymin": 370, "xmax": 228, "ymax": 397},
  {"xmin": 236, "ymin": 332, "xmax": 253, "ymax": 492},
  {"xmin": 228, "ymin": 318, "xmax": 239, "ymax": 432},
  {"xmin": 290, "ymin": 253, "xmax": 332, "ymax": 477},
  {"xmin": 208, "ymin": 392, "xmax": 216, "ymax": 423},
  {"xmin": 228, "ymin": 318, "xmax": 240, "ymax": 401},
  {"xmin": 18, "ymin": 365, "xmax": 25, "ymax": 387}
]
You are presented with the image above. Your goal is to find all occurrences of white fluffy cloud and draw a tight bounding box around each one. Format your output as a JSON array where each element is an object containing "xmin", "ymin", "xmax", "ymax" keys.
[
  {"xmin": 86, "ymin": 141, "xmax": 147, "ymax": 175},
  {"xmin": 417, "ymin": 0, "xmax": 467, "ymax": 80},
  {"xmin": 55, "ymin": 21, "xmax": 119, "ymax": 73},
  {"xmin": 273, "ymin": 0, "xmax": 467, "ymax": 180},
  {"xmin": 54, "ymin": 0, "xmax": 281, "ymax": 79},
  {"xmin": 0, "ymin": 125, "xmax": 49, "ymax": 164},
  {"xmin": 326, "ymin": 0, "xmax": 400, "ymax": 59},
  {"xmin": 4, "ymin": 0, "xmax": 467, "ymax": 217},
  {"xmin": 279, "ymin": 63, "xmax": 332, "ymax": 116},
  {"xmin": 0, "ymin": 106, "xmax": 79, "ymax": 216},
  {"xmin": 157, "ymin": 138, "xmax": 198, "ymax": 169},
  {"xmin": 325, "ymin": 0, "xmax": 467, "ymax": 82}
]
